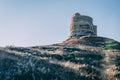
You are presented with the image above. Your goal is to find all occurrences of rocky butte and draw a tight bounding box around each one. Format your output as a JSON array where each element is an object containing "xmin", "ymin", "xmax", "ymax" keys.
[
  {"xmin": 0, "ymin": 13, "xmax": 120, "ymax": 80},
  {"xmin": 70, "ymin": 13, "xmax": 97, "ymax": 38}
]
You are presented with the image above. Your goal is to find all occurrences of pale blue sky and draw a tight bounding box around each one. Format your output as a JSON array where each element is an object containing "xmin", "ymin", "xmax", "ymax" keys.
[{"xmin": 0, "ymin": 0, "xmax": 120, "ymax": 46}]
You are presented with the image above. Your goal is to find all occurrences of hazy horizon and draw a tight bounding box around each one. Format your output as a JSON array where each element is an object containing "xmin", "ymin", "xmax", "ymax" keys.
[{"xmin": 0, "ymin": 0, "xmax": 120, "ymax": 47}]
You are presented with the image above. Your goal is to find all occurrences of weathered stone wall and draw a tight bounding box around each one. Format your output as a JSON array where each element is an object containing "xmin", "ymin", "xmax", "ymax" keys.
[{"xmin": 70, "ymin": 13, "xmax": 97, "ymax": 38}]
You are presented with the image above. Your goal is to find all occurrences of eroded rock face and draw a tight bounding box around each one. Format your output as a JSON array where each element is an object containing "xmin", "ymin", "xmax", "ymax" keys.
[{"xmin": 70, "ymin": 13, "xmax": 97, "ymax": 38}]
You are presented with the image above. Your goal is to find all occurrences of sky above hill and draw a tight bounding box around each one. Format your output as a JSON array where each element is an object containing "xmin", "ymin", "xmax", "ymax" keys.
[{"xmin": 0, "ymin": 0, "xmax": 120, "ymax": 47}]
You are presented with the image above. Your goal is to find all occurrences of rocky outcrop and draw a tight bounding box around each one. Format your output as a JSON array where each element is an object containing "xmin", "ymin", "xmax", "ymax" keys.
[
  {"xmin": 70, "ymin": 13, "xmax": 97, "ymax": 38},
  {"xmin": 0, "ymin": 13, "xmax": 120, "ymax": 80}
]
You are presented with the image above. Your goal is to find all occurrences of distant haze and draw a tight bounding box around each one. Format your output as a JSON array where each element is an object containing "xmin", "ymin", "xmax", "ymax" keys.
[{"xmin": 0, "ymin": 0, "xmax": 120, "ymax": 47}]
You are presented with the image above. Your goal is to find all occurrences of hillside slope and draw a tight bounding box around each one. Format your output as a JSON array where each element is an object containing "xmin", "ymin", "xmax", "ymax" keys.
[{"xmin": 0, "ymin": 36, "xmax": 120, "ymax": 80}]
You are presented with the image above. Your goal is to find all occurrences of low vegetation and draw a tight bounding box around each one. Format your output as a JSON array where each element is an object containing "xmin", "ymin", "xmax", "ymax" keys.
[
  {"xmin": 0, "ymin": 36, "xmax": 120, "ymax": 80},
  {"xmin": 104, "ymin": 40, "xmax": 120, "ymax": 50}
]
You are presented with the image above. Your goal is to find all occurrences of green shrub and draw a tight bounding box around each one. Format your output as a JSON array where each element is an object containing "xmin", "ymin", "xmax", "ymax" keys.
[
  {"xmin": 63, "ymin": 47, "xmax": 81, "ymax": 52},
  {"xmin": 114, "ymin": 72, "xmax": 120, "ymax": 78},
  {"xmin": 104, "ymin": 40, "xmax": 120, "ymax": 50},
  {"xmin": 40, "ymin": 47, "xmax": 58, "ymax": 51},
  {"xmin": 63, "ymin": 54, "xmax": 75, "ymax": 60}
]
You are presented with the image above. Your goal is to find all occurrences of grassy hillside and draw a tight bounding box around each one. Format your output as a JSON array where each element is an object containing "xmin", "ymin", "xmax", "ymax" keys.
[{"xmin": 0, "ymin": 36, "xmax": 120, "ymax": 80}]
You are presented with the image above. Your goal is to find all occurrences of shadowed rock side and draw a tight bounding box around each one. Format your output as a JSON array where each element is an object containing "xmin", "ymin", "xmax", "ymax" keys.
[{"xmin": 0, "ymin": 36, "xmax": 120, "ymax": 80}]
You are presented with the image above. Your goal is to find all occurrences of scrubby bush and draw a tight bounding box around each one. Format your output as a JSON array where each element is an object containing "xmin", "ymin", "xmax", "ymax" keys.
[
  {"xmin": 104, "ymin": 40, "xmax": 120, "ymax": 50},
  {"xmin": 63, "ymin": 53, "xmax": 75, "ymax": 60},
  {"xmin": 114, "ymin": 72, "xmax": 120, "ymax": 78},
  {"xmin": 40, "ymin": 47, "xmax": 58, "ymax": 51},
  {"xmin": 63, "ymin": 47, "xmax": 81, "ymax": 52}
]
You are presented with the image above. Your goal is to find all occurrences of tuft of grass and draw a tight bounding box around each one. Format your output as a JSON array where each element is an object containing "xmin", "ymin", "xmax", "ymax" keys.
[{"xmin": 104, "ymin": 40, "xmax": 120, "ymax": 50}]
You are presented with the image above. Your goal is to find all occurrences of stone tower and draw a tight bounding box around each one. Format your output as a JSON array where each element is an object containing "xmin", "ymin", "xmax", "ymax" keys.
[{"xmin": 70, "ymin": 13, "xmax": 97, "ymax": 38}]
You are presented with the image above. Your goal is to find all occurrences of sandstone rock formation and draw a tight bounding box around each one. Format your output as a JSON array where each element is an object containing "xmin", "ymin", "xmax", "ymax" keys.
[
  {"xmin": 70, "ymin": 13, "xmax": 97, "ymax": 38},
  {"xmin": 0, "ymin": 13, "xmax": 120, "ymax": 80}
]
